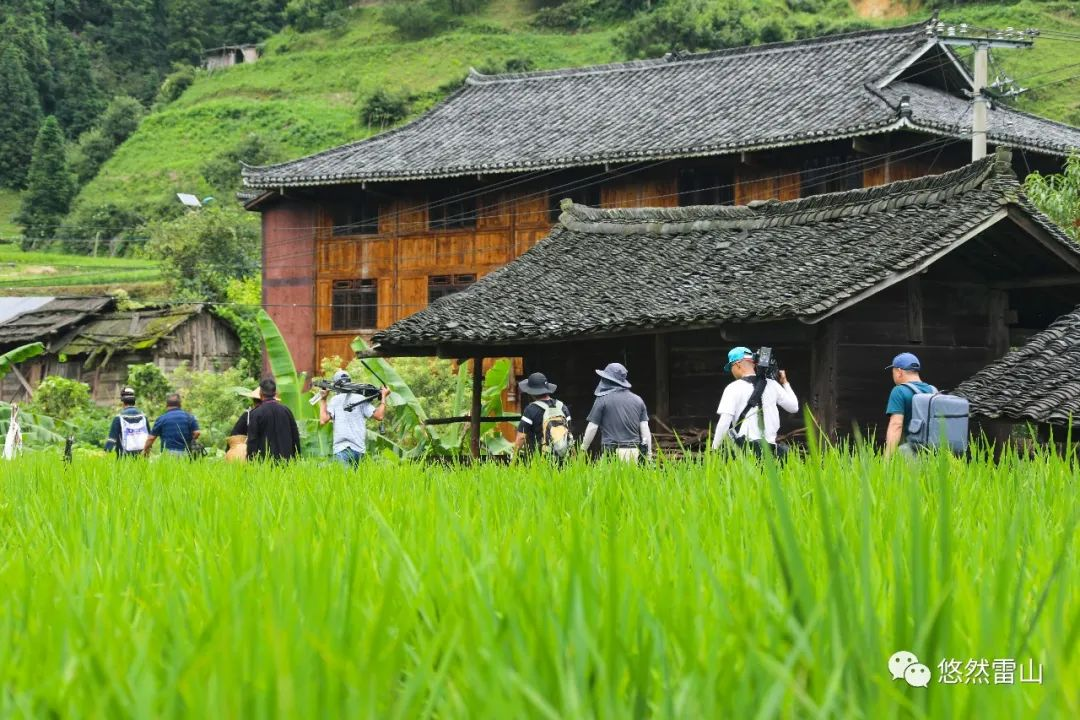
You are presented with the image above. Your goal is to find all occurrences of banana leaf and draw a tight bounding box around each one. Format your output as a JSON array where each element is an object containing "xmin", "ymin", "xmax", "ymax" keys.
[
  {"xmin": 255, "ymin": 309, "xmax": 331, "ymax": 454},
  {"xmin": 0, "ymin": 402, "xmax": 69, "ymax": 445},
  {"xmin": 0, "ymin": 342, "xmax": 45, "ymax": 381}
]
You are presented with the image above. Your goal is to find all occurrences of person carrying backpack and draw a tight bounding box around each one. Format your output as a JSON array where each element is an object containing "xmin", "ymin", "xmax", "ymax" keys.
[
  {"xmin": 104, "ymin": 386, "xmax": 149, "ymax": 458},
  {"xmin": 514, "ymin": 372, "xmax": 573, "ymax": 459},
  {"xmin": 884, "ymin": 352, "xmax": 969, "ymax": 457},
  {"xmin": 712, "ymin": 346, "xmax": 798, "ymax": 458}
]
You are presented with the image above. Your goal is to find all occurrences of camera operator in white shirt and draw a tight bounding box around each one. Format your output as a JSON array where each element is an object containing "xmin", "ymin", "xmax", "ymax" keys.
[{"xmin": 711, "ymin": 346, "xmax": 798, "ymax": 457}]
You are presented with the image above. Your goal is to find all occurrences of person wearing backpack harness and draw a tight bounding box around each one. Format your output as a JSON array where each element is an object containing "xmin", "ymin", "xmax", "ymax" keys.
[
  {"xmin": 712, "ymin": 347, "xmax": 798, "ymax": 458},
  {"xmin": 884, "ymin": 352, "xmax": 969, "ymax": 456},
  {"xmin": 105, "ymin": 386, "xmax": 149, "ymax": 458},
  {"xmin": 513, "ymin": 372, "xmax": 573, "ymax": 459},
  {"xmin": 580, "ymin": 363, "xmax": 652, "ymax": 462}
]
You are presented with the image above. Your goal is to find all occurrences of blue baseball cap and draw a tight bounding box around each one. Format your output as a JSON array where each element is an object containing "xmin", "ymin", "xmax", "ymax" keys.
[
  {"xmin": 886, "ymin": 352, "xmax": 921, "ymax": 371},
  {"xmin": 724, "ymin": 346, "xmax": 754, "ymax": 372}
]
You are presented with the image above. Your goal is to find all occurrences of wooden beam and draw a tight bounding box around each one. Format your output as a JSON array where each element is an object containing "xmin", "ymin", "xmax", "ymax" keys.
[
  {"xmin": 9, "ymin": 365, "xmax": 33, "ymax": 399},
  {"xmin": 470, "ymin": 356, "xmax": 483, "ymax": 458},
  {"xmin": 424, "ymin": 415, "xmax": 520, "ymax": 426},
  {"xmin": 992, "ymin": 274, "xmax": 1080, "ymax": 290},
  {"xmin": 906, "ymin": 277, "xmax": 924, "ymax": 343},
  {"xmin": 654, "ymin": 334, "xmax": 670, "ymax": 425}
]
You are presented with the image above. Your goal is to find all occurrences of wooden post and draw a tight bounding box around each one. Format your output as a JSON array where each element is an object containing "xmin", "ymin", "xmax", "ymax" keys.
[
  {"xmin": 470, "ymin": 356, "xmax": 483, "ymax": 458},
  {"xmin": 987, "ymin": 289, "xmax": 1009, "ymax": 359},
  {"xmin": 810, "ymin": 320, "xmax": 839, "ymax": 439},
  {"xmin": 654, "ymin": 333, "xmax": 669, "ymax": 425},
  {"xmin": 906, "ymin": 277, "xmax": 924, "ymax": 344}
]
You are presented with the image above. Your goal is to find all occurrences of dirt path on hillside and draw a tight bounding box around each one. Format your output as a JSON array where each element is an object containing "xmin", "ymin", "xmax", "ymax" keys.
[{"xmin": 853, "ymin": 0, "xmax": 908, "ymax": 20}]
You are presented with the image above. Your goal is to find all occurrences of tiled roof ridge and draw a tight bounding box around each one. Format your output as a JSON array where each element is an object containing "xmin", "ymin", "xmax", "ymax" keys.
[
  {"xmin": 559, "ymin": 153, "xmax": 1006, "ymax": 234},
  {"xmin": 467, "ymin": 20, "xmax": 932, "ymax": 85}
]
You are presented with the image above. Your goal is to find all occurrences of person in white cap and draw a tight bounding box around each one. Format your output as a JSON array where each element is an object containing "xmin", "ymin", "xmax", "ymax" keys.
[
  {"xmin": 318, "ymin": 369, "xmax": 389, "ymax": 467},
  {"xmin": 580, "ymin": 362, "xmax": 651, "ymax": 462}
]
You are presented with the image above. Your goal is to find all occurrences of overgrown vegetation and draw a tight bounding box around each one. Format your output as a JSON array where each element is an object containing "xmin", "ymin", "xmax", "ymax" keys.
[{"xmin": 1026, "ymin": 153, "xmax": 1080, "ymax": 242}]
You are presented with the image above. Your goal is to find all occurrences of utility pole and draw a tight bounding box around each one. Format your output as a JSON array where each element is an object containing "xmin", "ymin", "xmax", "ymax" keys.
[{"xmin": 930, "ymin": 21, "xmax": 1036, "ymax": 161}]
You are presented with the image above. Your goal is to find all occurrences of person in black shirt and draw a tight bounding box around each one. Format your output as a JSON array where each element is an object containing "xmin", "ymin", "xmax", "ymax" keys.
[
  {"xmin": 246, "ymin": 378, "xmax": 301, "ymax": 461},
  {"xmin": 513, "ymin": 372, "xmax": 571, "ymax": 456}
]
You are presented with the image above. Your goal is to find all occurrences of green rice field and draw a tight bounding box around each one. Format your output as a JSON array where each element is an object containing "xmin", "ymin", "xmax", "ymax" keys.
[{"xmin": 0, "ymin": 446, "xmax": 1076, "ymax": 718}]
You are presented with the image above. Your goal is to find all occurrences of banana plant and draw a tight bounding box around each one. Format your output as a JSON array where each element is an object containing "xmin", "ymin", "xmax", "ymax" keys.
[
  {"xmin": 255, "ymin": 310, "xmax": 332, "ymax": 455},
  {"xmin": 350, "ymin": 337, "xmax": 515, "ymax": 458}
]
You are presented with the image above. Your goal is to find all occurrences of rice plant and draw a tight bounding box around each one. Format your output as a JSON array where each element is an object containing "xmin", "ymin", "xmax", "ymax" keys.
[{"xmin": 0, "ymin": 443, "xmax": 1076, "ymax": 718}]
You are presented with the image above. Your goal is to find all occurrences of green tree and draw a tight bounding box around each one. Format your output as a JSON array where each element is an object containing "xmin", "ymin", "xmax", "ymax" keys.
[
  {"xmin": 0, "ymin": 44, "xmax": 43, "ymax": 188},
  {"xmin": 15, "ymin": 117, "xmax": 75, "ymax": 248},
  {"xmin": 48, "ymin": 28, "xmax": 105, "ymax": 138},
  {"xmin": 145, "ymin": 204, "xmax": 260, "ymax": 300},
  {"xmin": 1025, "ymin": 154, "xmax": 1080, "ymax": 242},
  {"xmin": 28, "ymin": 375, "xmax": 92, "ymax": 421},
  {"xmin": 69, "ymin": 96, "xmax": 144, "ymax": 185}
]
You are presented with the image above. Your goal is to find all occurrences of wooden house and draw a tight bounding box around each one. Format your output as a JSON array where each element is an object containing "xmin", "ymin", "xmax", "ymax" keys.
[
  {"xmin": 242, "ymin": 19, "xmax": 1080, "ymax": 377},
  {"xmin": 369, "ymin": 151, "xmax": 1080, "ymax": 445},
  {"xmin": 0, "ymin": 300, "xmax": 241, "ymax": 404}
]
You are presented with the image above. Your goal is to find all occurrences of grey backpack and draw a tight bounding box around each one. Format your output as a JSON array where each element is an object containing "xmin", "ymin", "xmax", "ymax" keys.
[{"xmin": 904, "ymin": 383, "xmax": 969, "ymax": 454}]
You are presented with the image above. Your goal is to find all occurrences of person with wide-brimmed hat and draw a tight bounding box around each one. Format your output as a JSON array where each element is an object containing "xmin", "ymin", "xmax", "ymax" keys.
[
  {"xmin": 514, "ymin": 371, "xmax": 572, "ymax": 458},
  {"xmin": 225, "ymin": 387, "xmax": 263, "ymax": 462},
  {"xmin": 580, "ymin": 362, "xmax": 652, "ymax": 462}
]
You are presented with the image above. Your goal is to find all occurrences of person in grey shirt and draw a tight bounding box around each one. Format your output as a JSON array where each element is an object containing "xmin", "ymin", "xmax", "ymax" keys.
[
  {"xmin": 580, "ymin": 362, "xmax": 652, "ymax": 462},
  {"xmin": 318, "ymin": 369, "xmax": 389, "ymax": 467}
]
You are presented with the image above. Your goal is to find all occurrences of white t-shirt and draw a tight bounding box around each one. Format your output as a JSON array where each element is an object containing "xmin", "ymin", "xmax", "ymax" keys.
[
  {"xmin": 716, "ymin": 378, "xmax": 798, "ymax": 443},
  {"xmin": 327, "ymin": 393, "xmax": 376, "ymax": 454}
]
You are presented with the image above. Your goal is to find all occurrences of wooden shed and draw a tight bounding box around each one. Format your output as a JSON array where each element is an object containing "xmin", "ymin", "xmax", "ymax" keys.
[
  {"xmin": 371, "ymin": 151, "xmax": 1080, "ymax": 447},
  {"xmin": 0, "ymin": 301, "xmax": 241, "ymax": 404}
]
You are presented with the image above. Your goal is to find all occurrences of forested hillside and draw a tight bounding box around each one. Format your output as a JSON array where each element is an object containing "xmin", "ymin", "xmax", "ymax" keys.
[{"xmin": 1, "ymin": 0, "xmax": 1078, "ymax": 275}]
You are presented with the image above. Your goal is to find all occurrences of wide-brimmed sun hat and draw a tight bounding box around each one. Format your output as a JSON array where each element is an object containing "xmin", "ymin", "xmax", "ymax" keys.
[
  {"xmin": 518, "ymin": 372, "xmax": 557, "ymax": 395},
  {"xmin": 595, "ymin": 362, "xmax": 631, "ymax": 388}
]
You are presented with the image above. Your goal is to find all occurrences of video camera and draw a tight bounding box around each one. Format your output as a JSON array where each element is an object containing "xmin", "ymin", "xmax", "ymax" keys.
[
  {"xmin": 309, "ymin": 378, "xmax": 382, "ymax": 410},
  {"xmin": 753, "ymin": 346, "xmax": 781, "ymax": 381}
]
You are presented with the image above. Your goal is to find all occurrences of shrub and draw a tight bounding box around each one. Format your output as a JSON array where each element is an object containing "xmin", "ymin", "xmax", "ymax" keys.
[
  {"xmin": 168, "ymin": 364, "xmax": 250, "ymax": 449},
  {"xmin": 358, "ymin": 89, "xmax": 412, "ymax": 130},
  {"xmin": 201, "ymin": 133, "xmax": 281, "ymax": 194},
  {"xmin": 155, "ymin": 66, "xmax": 197, "ymax": 106},
  {"xmin": 284, "ymin": 0, "xmax": 351, "ymax": 32},
  {"xmin": 28, "ymin": 376, "xmax": 92, "ymax": 421},
  {"xmin": 616, "ymin": 0, "xmax": 760, "ymax": 59},
  {"xmin": 57, "ymin": 202, "xmax": 146, "ymax": 256},
  {"xmin": 382, "ymin": 0, "xmax": 451, "ymax": 40},
  {"xmin": 127, "ymin": 363, "xmax": 171, "ymax": 409}
]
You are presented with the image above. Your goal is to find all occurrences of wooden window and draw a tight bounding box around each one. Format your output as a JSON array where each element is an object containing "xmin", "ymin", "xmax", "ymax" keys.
[
  {"xmin": 801, "ymin": 155, "xmax": 862, "ymax": 198},
  {"xmin": 429, "ymin": 196, "xmax": 477, "ymax": 231},
  {"xmin": 428, "ymin": 273, "xmax": 476, "ymax": 304},
  {"xmin": 549, "ymin": 185, "xmax": 601, "ymax": 223},
  {"xmin": 330, "ymin": 197, "xmax": 379, "ymax": 236},
  {"xmin": 678, "ymin": 168, "xmax": 734, "ymax": 206},
  {"xmin": 331, "ymin": 279, "xmax": 377, "ymax": 330}
]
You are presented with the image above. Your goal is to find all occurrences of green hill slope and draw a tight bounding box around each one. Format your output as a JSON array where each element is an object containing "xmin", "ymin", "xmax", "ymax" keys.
[{"xmin": 71, "ymin": 1, "xmax": 1080, "ymax": 222}]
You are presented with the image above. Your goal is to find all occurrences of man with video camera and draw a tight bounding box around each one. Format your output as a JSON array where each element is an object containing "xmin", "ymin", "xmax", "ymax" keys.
[
  {"xmin": 318, "ymin": 369, "xmax": 389, "ymax": 467},
  {"xmin": 711, "ymin": 346, "xmax": 798, "ymax": 459}
]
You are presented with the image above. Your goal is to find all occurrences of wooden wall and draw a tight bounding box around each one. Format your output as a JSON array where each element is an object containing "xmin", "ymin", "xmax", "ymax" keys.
[{"xmin": 263, "ymin": 138, "xmax": 972, "ymax": 376}]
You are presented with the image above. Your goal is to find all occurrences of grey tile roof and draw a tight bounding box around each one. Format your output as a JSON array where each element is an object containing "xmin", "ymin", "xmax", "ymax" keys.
[
  {"xmin": 372, "ymin": 152, "xmax": 1080, "ymax": 351},
  {"xmin": 955, "ymin": 307, "xmax": 1080, "ymax": 426},
  {"xmin": 0, "ymin": 296, "xmax": 114, "ymax": 349},
  {"xmin": 243, "ymin": 21, "xmax": 1080, "ymax": 188}
]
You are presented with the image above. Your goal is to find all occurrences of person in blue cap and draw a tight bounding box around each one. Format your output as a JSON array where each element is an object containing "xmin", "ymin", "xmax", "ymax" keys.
[
  {"xmin": 884, "ymin": 352, "xmax": 936, "ymax": 457},
  {"xmin": 712, "ymin": 346, "xmax": 797, "ymax": 456}
]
